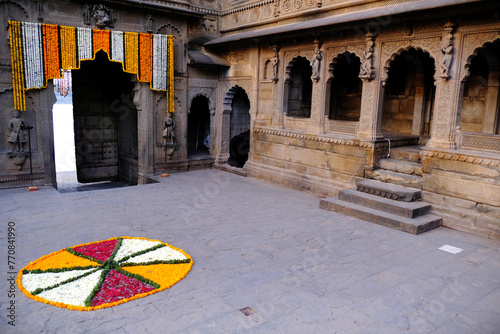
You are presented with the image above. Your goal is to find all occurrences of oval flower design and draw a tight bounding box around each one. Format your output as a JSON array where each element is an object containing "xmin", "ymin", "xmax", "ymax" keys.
[{"xmin": 17, "ymin": 237, "xmax": 192, "ymax": 311}]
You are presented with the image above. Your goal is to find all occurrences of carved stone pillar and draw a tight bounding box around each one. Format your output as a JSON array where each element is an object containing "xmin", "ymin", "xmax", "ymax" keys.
[
  {"xmin": 357, "ymin": 79, "xmax": 384, "ymax": 140},
  {"xmin": 31, "ymin": 86, "xmax": 57, "ymax": 187},
  {"xmin": 357, "ymin": 33, "xmax": 383, "ymax": 141},
  {"xmin": 217, "ymin": 109, "xmax": 231, "ymax": 164},
  {"xmin": 426, "ymin": 21, "xmax": 459, "ymax": 150},
  {"xmin": 134, "ymin": 81, "xmax": 154, "ymax": 184},
  {"xmin": 426, "ymin": 79, "xmax": 461, "ymax": 149}
]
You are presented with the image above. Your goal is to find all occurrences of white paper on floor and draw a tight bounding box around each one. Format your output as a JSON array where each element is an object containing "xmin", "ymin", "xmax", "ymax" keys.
[{"xmin": 439, "ymin": 244, "xmax": 463, "ymax": 254}]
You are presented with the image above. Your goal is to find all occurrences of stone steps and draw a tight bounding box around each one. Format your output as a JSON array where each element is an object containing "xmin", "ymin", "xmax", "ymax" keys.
[
  {"xmin": 320, "ymin": 179, "xmax": 441, "ymax": 235},
  {"xmin": 379, "ymin": 159, "xmax": 423, "ymax": 176},
  {"xmin": 213, "ymin": 164, "xmax": 247, "ymax": 177},
  {"xmin": 365, "ymin": 169, "xmax": 422, "ymax": 189},
  {"xmin": 368, "ymin": 145, "xmax": 424, "ymax": 189}
]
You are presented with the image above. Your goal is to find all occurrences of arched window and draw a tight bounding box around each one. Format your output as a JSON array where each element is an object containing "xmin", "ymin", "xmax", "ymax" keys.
[
  {"xmin": 461, "ymin": 41, "xmax": 500, "ymax": 134},
  {"xmin": 382, "ymin": 48, "xmax": 435, "ymax": 136}
]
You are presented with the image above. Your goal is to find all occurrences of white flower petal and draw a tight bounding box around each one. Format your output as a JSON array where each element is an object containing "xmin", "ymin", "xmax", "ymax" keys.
[
  {"xmin": 22, "ymin": 268, "xmax": 97, "ymax": 293},
  {"xmin": 114, "ymin": 238, "xmax": 161, "ymax": 261},
  {"xmin": 124, "ymin": 245, "xmax": 187, "ymax": 264},
  {"xmin": 37, "ymin": 269, "xmax": 103, "ymax": 307}
]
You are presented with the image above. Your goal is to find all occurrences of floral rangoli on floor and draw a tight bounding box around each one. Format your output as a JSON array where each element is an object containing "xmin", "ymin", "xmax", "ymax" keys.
[{"xmin": 17, "ymin": 237, "xmax": 192, "ymax": 311}]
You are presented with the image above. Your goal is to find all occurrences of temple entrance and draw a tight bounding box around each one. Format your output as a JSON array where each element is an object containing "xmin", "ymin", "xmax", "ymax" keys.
[
  {"xmin": 382, "ymin": 48, "xmax": 436, "ymax": 137},
  {"xmin": 228, "ymin": 87, "xmax": 250, "ymax": 168},
  {"xmin": 71, "ymin": 51, "xmax": 138, "ymax": 185},
  {"xmin": 188, "ymin": 95, "xmax": 211, "ymax": 157}
]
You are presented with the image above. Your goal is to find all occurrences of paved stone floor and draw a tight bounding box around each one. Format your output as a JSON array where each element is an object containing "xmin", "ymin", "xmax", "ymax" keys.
[{"xmin": 1, "ymin": 169, "xmax": 500, "ymax": 334}]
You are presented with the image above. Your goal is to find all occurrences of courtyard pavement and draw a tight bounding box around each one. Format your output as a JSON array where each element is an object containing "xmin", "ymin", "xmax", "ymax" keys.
[{"xmin": 1, "ymin": 169, "xmax": 500, "ymax": 334}]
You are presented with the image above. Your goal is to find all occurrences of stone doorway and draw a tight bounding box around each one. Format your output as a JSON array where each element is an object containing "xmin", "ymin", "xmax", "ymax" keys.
[
  {"xmin": 71, "ymin": 51, "xmax": 138, "ymax": 185},
  {"xmin": 188, "ymin": 95, "xmax": 211, "ymax": 158},
  {"xmin": 228, "ymin": 87, "xmax": 250, "ymax": 168},
  {"xmin": 382, "ymin": 48, "xmax": 436, "ymax": 137}
]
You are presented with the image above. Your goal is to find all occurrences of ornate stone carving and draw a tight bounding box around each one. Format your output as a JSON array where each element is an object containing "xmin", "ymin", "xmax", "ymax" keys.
[
  {"xmin": 311, "ymin": 39, "xmax": 323, "ymax": 82},
  {"xmin": 84, "ymin": 4, "xmax": 115, "ymax": 28},
  {"xmin": 380, "ymin": 37, "xmax": 441, "ymax": 86},
  {"xmin": 226, "ymin": 52, "xmax": 247, "ymax": 64},
  {"xmin": 459, "ymin": 31, "xmax": 500, "ymax": 81},
  {"xmin": 271, "ymin": 44, "xmax": 280, "ymax": 82},
  {"xmin": 146, "ymin": 14, "xmax": 154, "ymax": 33},
  {"xmin": 328, "ymin": 120, "xmax": 358, "ymax": 135},
  {"xmin": 421, "ymin": 149, "xmax": 500, "ymax": 167},
  {"xmin": 460, "ymin": 133, "xmax": 500, "ymax": 152},
  {"xmin": 438, "ymin": 21, "xmax": 456, "ymax": 80},
  {"xmin": 359, "ymin": 34, "xmax": 375, "ymax": 81},
  {"xmin": 284, "ymin": 116, "xmax": 309, "ymax": 130},
  {"xmin": 162, "ymin": 113, "xmax": 178, "ymax": 159},
  {"xmin": 254, "ymin": 126, "xmax": 372, "ymax": 148}
]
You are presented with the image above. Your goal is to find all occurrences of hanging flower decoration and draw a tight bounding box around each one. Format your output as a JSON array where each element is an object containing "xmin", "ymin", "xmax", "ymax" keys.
[
  {"xmin": 17, "ymin": 237, "xmax": 192, "ymax": 311},
  {"xmin": 8, "ymin": 21, "xmax": 175, "ymax": 114}
]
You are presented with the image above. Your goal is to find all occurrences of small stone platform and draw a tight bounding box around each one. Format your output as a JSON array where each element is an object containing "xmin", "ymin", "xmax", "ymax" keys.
[{"xmin": 320, "ymin": 179, "xmax": 442, "ymax": 235}]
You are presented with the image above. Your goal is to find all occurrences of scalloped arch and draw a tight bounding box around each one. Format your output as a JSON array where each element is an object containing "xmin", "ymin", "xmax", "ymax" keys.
[
  {"xmin": 381, "ymin": 45, "xmax": 437, "ymax": 84},
  {"xmin": 328, "ymin": 52, "xmax": 361, "ymax": 82},
  {"xmin": 157, "ymin": 24, "xmax": 181, "ymax": 38},
  {"xmin": 462, "ymin": 37, "xmax": 500, "ymax": 82},
  {"xmin": 189, "ymin": 90, "xmax": 214, "ymax": 114},
  {"xmin": 285, "ymin": 56, "xmax": 311, "ymax": 82},
  {"xmin": 223, "ymin": 85, "xmax": 250, "ymax": 113}
]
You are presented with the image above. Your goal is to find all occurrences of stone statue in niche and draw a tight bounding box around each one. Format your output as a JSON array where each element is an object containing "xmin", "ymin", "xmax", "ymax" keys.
[
  {"xmin": 439, "ymin": 20, "xmax": 456, "ymax": 79},
  {"xmin": 8, "ymin": 110, "xmax": 27, "ymax": 153},
  {"xmin": 271, "ymin": 44, "xmax": 280, "ymax": 82},
  {"xmin": 163, "ymin": 113, "xmax": 177, "ymax": 159},
  {"xmin": 311, "ymin": 40, "xmax": 323, "ymax": 81},
  {"xmin": 359, "ymin": 36, "xmax": 375, "ymax": 80}
]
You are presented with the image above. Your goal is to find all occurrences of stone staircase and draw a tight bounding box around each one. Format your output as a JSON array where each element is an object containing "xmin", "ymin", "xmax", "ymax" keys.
[
  {"xmin": 365, "ymin": 145, "xmax": 424, "ymax": 189},
  {"xmin": 319, "ymin": 179, "xmax": 442, "ymax": 235}
]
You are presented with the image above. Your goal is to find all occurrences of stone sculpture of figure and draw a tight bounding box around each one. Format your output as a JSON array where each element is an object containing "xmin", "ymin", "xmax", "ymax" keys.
[
  {"xmin": 163, "ymin": 113, "xmax": 176, "ymax": 145},
  {"xmin": 271, "ymin": 47, "xmax": 279, "ymax": 81},
  {"xmin": 360, "ymin": 39, "xmax": 374, "ymax": 79},
  {"xmin": 7, "ymin": 110, "xmax": 27, "ymax": 152},
  {"xmin": 311, "ymin": 48, "xmax": 323, "ymax": 81},
  {"xmin": 439, "ymin": 33, "xmax": 454, "ymax": 79}
]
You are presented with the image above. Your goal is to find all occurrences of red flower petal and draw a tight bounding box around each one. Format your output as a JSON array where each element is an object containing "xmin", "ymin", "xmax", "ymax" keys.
[
  {"xmin": 73, "ymin": 239, "xmax": 119, "ymax": 262},
  {"xmin": 91, "ymin": 270, "xmax": 155, "ymax": 306}
]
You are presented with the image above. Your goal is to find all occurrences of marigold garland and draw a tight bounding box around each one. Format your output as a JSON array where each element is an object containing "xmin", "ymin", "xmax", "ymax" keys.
[
  {"xmin": 9, "ymin": 21, "xmax": 175, "ymax": 113},
  {"xmin": 124, "ymin": 31, "xmax": 139, "ymax": 75},
  {"xmin": 42, "ymin": 24, "xmax": 60, "ymax": 80},
  {"xmin": 17, "ymin": 236, "xmax": 193, "ymax": 311},
  {"xmin": 9, "ymin": 21, "xmax": 25, "ymax": 110},
  {"xmin": 60, "ymin": 25, "xmax": 77, "ymax": 70},
  {"xmin": 168, "ymin": 35, "xmax": 175, "ymax": 113},
  {"xmin": 139, "ymin": 33, "xmax": 153, "ymax": 83},
  {"xmin": 93, "ymin": 29, "xmax": 110, "ymax": 55}
]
